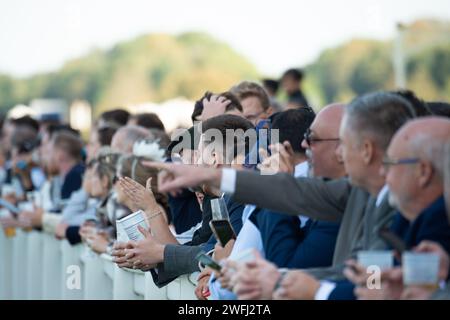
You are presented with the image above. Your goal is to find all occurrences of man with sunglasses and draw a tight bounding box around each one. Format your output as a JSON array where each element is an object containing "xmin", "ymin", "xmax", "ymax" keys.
[{"xmin": 301, "ymin": 103, "xmax": 345, "ymax": 179}]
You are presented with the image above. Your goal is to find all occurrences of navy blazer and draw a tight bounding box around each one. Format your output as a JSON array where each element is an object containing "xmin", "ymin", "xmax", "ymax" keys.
[
  {"xmin": 255, "ymin": 210, "xmax": 340, "ymax": 268},
  {"xmin": 329, "ymin": 195, "xmax": 450, "ymax": 300},
  {"xmin": 168, "ymin": 189, "xmax": 203, "ymax": 234},
  {"xmin": 61, "ymin": 163, "xmax": 85, "ymax": 200}
]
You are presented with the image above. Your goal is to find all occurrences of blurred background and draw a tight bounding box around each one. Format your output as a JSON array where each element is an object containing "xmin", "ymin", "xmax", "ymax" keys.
[{"xmin": 0, "ymin": 0, "xmax": 449, "ymax": 133}]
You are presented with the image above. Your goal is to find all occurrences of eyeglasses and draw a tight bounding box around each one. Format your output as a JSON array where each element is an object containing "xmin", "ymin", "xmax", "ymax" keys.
[
  {"xmin": 382, "ymin": 156, "xmax": 420, "ymax": 168},
  {"xmin": 303, "ymin": 128, "xmax": 340, "ymax": 146}
]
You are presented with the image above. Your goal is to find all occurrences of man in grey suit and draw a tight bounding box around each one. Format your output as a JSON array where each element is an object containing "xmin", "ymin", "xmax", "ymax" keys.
[{"xmin": 148, "ymin": 91, "xmax": 417, "ymax": 299}]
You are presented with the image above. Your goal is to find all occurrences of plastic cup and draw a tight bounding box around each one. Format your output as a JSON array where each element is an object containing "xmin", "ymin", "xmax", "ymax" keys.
[
  {"xmin": 402, "ymin": 252, "xmax": 440, "ymax": 289},
  {"xmin": 210, "ymin": 198, "xmax": 229, "ymax": 221},
  {"xmin": 357, "ymin": 250, "xmax": 394, "ymax": 270}
]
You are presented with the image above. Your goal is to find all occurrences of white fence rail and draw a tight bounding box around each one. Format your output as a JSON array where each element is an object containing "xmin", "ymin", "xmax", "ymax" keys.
[{"xmin": 0, "ymin": 229, "xmax": 197, "ymax": 300}]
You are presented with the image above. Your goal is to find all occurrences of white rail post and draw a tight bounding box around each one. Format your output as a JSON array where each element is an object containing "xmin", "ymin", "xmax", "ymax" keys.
[
  {"xmin": 0, "ymin": 227, "xmax": 14, "ymax": 299},
  {"xmin": 26, "ymin": 231, "xmax": 43, "ymax": 299},
  {"xmin": 42, "ymin": 233, "xmax": 62, "ymax": 299},
  {"xmin": 81, "ymin": 248, "xmax": 113, "ymax": 299},
  {"xmin": 101, "ymin": 253, "xmax": 115, "ymax": 299},
  {"xmin": 133, "ymin": 271, "xmax": 146, "ymax": 299},
  {"xmin": 60, "ymin": 240, "xmax": 84, "ymax": 299},
  {"xmin": 112, "ymin": 265, "xmax": 143, "ymax": 300},
  {"xmin": 166, "ymin": 273, "xmax": 198, "ymax": 300},
  {"xmin": 144, "ymin": 272, "xmax": 167, "ymax": 300},
  {"xmin": 11, "ymin": 229, "xmax": 28, "ymax": 299}
]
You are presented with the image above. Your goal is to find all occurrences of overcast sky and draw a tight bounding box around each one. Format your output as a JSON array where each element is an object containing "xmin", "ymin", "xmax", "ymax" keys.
[{"xmin": 0, "ymin": 0, "xmax": 449, "ymax": 78}]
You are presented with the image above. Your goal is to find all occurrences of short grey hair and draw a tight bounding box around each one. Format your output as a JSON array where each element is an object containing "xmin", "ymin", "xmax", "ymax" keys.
[
  {"xmin": 112, "ymin": 125, "xmax": 152, "ymax": 154},
  {"xmin": 410, "ymin": 133, "xmax": 446, "ymax": 178},
  {"xmin": 345, "ymin": 92, "xmax": 416, "ymax": 151}
]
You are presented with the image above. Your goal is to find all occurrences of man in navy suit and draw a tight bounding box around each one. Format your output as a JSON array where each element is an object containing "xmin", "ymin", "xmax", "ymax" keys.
[{"xmin": 257, "ymin": 104, "xmax": 345, "ymax": 269}]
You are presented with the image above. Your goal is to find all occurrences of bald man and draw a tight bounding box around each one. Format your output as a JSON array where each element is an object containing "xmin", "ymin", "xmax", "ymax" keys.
[
  {"xmin": 110, "ymin": 125, "xmax": 151, "ymax": 154},
  {"xmin": 383, "ymin": 117, "xmax": 450, "ymax": 225},
  {"xmin": 351, "ymin": 117, "xmax": 450, "ymax": 300},
  {"xmin": 301, "ymin": 103, "xmax": 345, "ymax": 179}
]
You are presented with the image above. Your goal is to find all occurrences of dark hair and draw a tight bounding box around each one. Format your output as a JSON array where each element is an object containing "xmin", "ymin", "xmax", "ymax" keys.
[
  {"xmin": 11, "ymin": 116, "xmax": 39, "ymax": 133},
  {"xmin": 39, "ymin": 113, "xmax": 61, "ymax": 127},
  {"xmin": 282, "ymin": 68, "xmax": 304, "ymax": 82},
  {"xmin": 131, "ymin": 113, "xmax": 165, "ymax": 131},
  {"xmin": 167, "ymin": 125, "xmax": 201, "ymax": 156},
  {"xmin": 11, "ymin": 126, "xmax": 39, "ymax": 154},
  {"xmin": 51, "ymin": 131, "xmax": 84, "ymax": 161},
  {"xmin": 270, "ymin": 109, "xmax": 316, "ymax": 154},
  {"xmin": 262, "ymin": 79, "xmax": 279, "ymax": 95},
  {"xmin": 0, "ymin": 113, "xmax": 6, "ymax": 132},
  {"xmin": 346, "ymin": 91, "xmax": 416, "ymax": 151},
  {"xmin": 100, "ymin": 109, "xmax": 130, "ymax": 127},
  {"xmin": 191, "ymin": 91, "xmax": 243, "ymax": 123},
  {"xmin": 427, "ymin": 102, "xmax": 450, "ymax": 118},
  {"xmin": 95, "ymin": 151, "xmax": 121, "ymax": 189},
  {"xmin": 230, "ymin": 81, "xmax": 271, "ymax": 111},
  {"xmin": 201, "ymin": 114, "xmax": 255, "ymax": 163},
  {"xmin": 97, "ymin": 126, "xmax": 118, "ymax": 146},
  {"xmin": 390, "ymin": 90, "xmax": 432, "ymax": 117},
  {"xmin": 46, "ymin": 124, "xmax": 80, "ymax": 139}
]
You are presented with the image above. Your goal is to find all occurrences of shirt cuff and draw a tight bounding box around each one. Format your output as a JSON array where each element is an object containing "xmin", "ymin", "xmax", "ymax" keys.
[
  {"xmin": 220, "ymin": 168, "xmax": 237, "ymax": 195},
  {"xmin": 314, "ymin": 281, "xmax": 337, "ymax": 300}
]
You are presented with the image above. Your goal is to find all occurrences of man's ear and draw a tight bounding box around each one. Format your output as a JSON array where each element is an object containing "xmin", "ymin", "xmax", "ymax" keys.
[
  {"xmin": 417, "ymin": 161, "xmax": 434, "ymax": 188},
  {"xmin": 361, "ymin": 139, "xmax": 375, "ymax": 165}
]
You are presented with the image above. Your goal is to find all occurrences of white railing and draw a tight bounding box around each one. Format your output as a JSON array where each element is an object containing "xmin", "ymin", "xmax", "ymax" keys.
[{"xmin": 0, "ymin": 228, "xmax": 198, "ymax": 300}]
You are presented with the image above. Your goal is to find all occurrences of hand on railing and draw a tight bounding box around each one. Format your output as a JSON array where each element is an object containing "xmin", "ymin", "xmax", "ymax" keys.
[
  {"xmin": 112, "ymin": 241, "xmax": 135, "ymax": 269},
  {"xmin": 20, "ymin": 207, "xmax": 43, "ymax": 228},
  {"xmin": 86, "ymin": 231, "xmax": 110, "ymax": 254},
  {"xmin": 0, "ymin": 216, "xmax": 19, "ymax": 229},
  {"xmin": 54, "ymin": 222, "xmax": 69, "ymax": 239},
  {"xmin": 79, "ymin": 222, "xmax": 96, "ymax": 243},
  {"xmin": 112, "ymin": 226, "xmax": 162, "ymax": 271}
]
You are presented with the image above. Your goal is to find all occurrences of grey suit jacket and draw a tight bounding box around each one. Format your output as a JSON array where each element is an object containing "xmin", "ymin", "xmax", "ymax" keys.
[
  {"xmin": 233, "ymin": 171, "xmax": 396, "ymax": 280},
  {"xmin": 150, "ymin": 244, "xmax": 203, "ymax": 288}
]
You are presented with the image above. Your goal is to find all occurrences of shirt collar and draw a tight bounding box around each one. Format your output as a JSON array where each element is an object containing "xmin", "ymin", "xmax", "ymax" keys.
[
  {"xmin": 376, "ymin": 185, "xmax": 389, "ymax": 207},
  {"xmin": 294, "ymin": 161, "xmax": 309, "ymax": 178}
]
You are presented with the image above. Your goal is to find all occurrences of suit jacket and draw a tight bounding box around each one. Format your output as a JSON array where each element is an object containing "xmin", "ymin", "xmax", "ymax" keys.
[
  {"xmin": 232, "ymin": 171, "xmax": 396, "ymax": 280},
  {"xmin": 168, "ymin": 189, "xmax": 203, "ymax": 234},
  {"xmin": 255, "ymin": 210, "xmax": 339, "ymax": 269},
  {"xmin": 150, "ymin": 197, "xmax": 245, "ymax": 287}
]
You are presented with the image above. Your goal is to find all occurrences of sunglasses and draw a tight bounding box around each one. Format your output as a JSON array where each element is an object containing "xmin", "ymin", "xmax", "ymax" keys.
[{"xmin": 303, "ymin": 128, "xmax": 340, "ymax": 146}]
